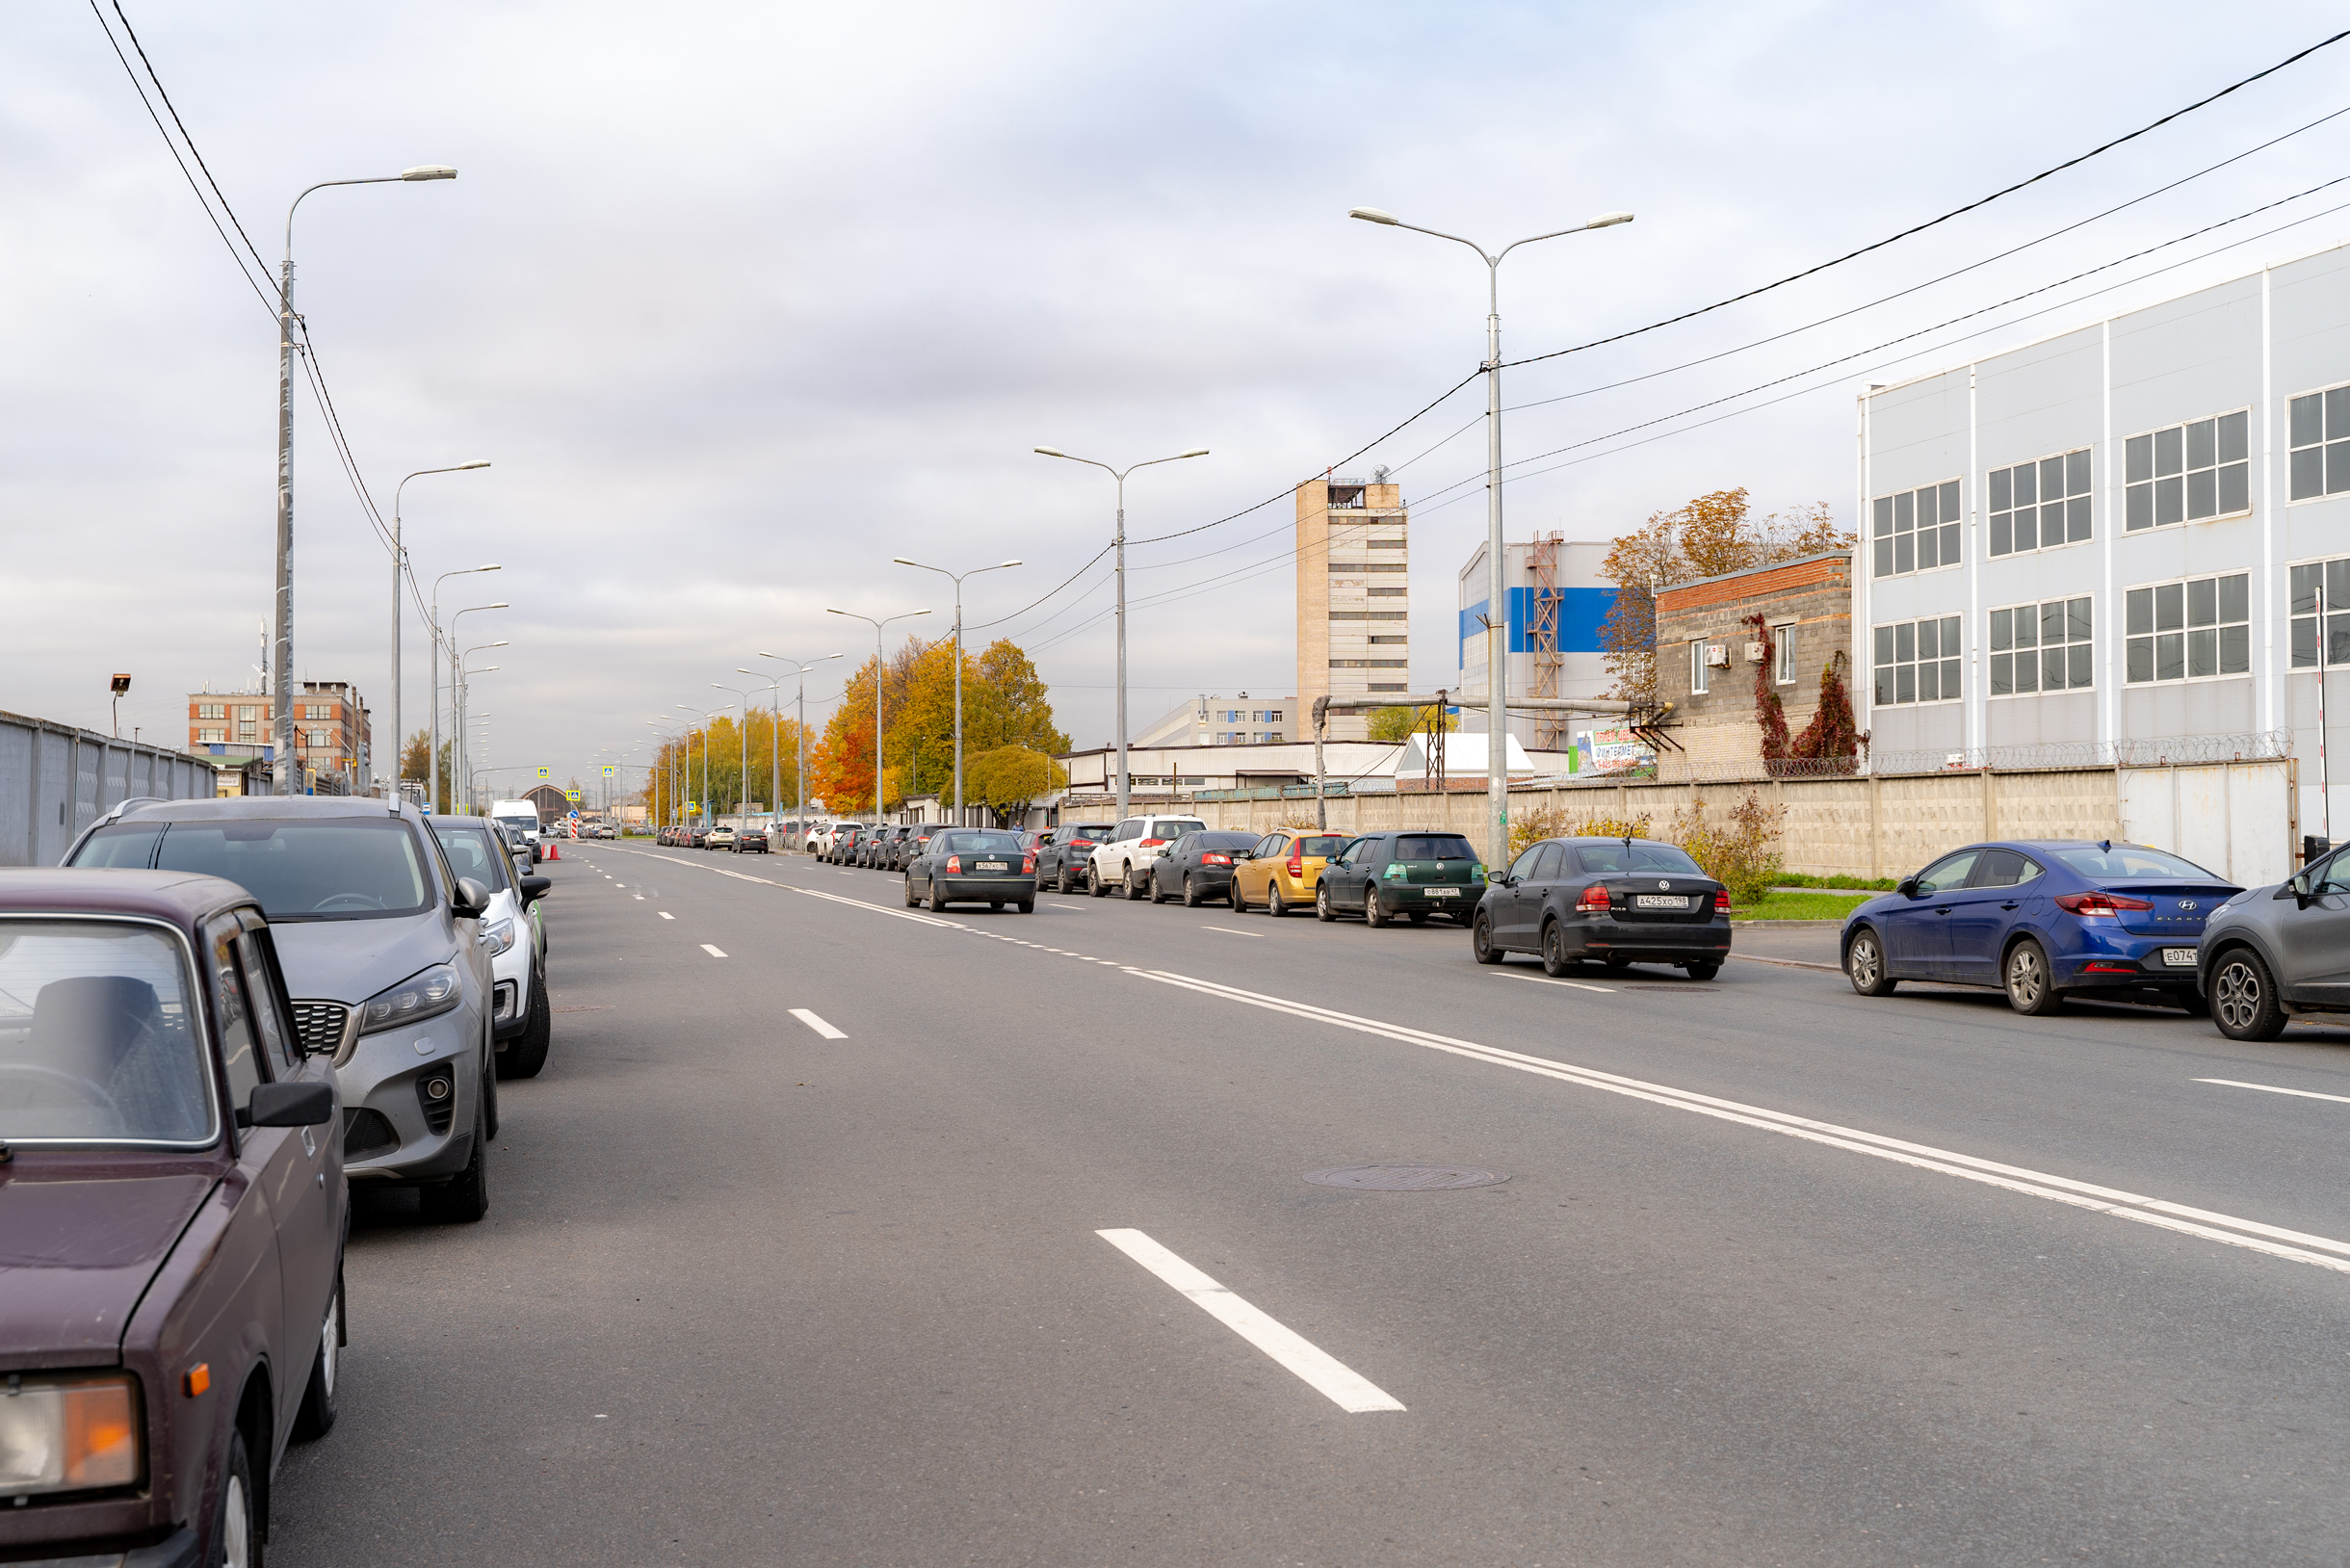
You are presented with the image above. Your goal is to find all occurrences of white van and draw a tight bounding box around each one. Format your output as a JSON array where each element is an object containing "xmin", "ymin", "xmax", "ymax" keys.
[{"xmin": 489, "ymin": 800, "xmax": 544, "ymax": 865}]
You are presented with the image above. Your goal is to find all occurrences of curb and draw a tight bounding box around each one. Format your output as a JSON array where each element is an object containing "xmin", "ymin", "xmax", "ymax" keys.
[{"xmin": 1729, "ymin": 918, "xmax": 1845, "ymax": 929}]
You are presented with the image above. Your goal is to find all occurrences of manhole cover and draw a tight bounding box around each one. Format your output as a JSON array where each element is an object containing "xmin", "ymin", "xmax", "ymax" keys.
[{"xmin": 1303, "ymin": 1164, "xmax": 1510, "ymax": 1191}]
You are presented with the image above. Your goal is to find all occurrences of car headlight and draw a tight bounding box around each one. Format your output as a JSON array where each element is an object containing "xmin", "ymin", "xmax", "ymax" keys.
[
  {"xmin": 0, "ymin": 1373, "xmax": 140, "ymax": 1498},
  {"xmin": 357, "ymin": 963, "xmax": 463, "ymax": 1034},
  {"xmin": 481, "ymin": 917, "xmax": 517, "ymax": 956}
]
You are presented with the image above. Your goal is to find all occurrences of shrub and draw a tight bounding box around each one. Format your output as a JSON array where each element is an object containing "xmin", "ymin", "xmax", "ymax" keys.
[
  {"xmin": 1671, "ymin": 791, "xmax": 1785, "ymax": 905},
  {"xmin": 1508, "ymin": 802, "xmax": 1654, "ymax": 860}
]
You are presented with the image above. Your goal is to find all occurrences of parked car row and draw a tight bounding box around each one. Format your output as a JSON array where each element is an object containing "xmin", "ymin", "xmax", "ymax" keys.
[{"xmin": 4, "ymin": 795, "xmax": 563, "ymax": 1562}]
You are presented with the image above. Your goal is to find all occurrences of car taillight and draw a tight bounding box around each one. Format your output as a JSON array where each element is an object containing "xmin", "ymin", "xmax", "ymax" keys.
[
  {"xmin": 2053, "ymin": 891, "xmax": 2154, "ymax": 916},
  {"xmin": 1202, "ymin": 852, "xmax": 1231, "ymax": 865},
  {"xmin": 1139, "ymin": 837, "xmax": 1166, "ymax": 849},
  {"xmin": 1577, "ymin": 885, "xmax": 1610, "ymax": 913},
  {"xmin": 1714, "ymin": 888, "xmax": 1731, "ymax": 910},
  {"xmin": 946, "ymin": 855, "xmax": 961, "ymax": 874},
  {"xmin": 1072, "ymin": 838, "xmax": 1093, "ymax": 848},
  {"xmin": 1023, "ymin": 855, "xmax": 1035, "ymax": 873},
  {"xmin": 1287, "ymin": 848, "xmax": 1304, "ymax": 875}
]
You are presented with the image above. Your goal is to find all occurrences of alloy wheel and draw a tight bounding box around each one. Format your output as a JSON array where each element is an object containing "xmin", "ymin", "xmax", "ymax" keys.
[{"xmin": 2215, "ymin": 958, "xmax": 2262, "ymax": 1032}]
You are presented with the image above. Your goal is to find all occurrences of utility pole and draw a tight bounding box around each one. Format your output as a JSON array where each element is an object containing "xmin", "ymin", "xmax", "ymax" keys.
[{"xmin": 891, "ymin": 560, "xmax": 1020, "ymax": 823}]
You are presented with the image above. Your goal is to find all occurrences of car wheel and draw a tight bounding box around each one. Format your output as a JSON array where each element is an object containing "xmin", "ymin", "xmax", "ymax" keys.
[
  {"xmin": 929, "ymin": 883, "xmax": 949, "ymax": 913},
  {"xmin": 211, "ymin": 1426, "xmax": 258, "ymax": 1568},
  {"xmin": 1149, "ymin": 872, "xmax": 1169, "ymax": 904},
  {"xmin": 292, "ymin": 1270, "xmax": 343, "ymax": 1441},
  {"xmin": 480, "ymin": 1044, "xmax": 500, "ymax": 1139},
  {"xmin": 1365, "ymin": 892, "xmax": 1387, "ymax": 928},
  {"xmin": 2003, "ymin": 938, "xmax": 2063, "ymax": 1016},
  {"xmin": 1089, "ymin": 867, "xmax": 1109, "ymax": 898},
  {"xmin": 419, "ymin": 1097, "xmax": 489, "ymax": 1223},
  {"xmin": 2211, "ymin": 949, "xmax": 2287, "ymax": 1041},
  {"xmin": 1472, "ymin": 911, "xmax": 1503, "ymax": 964},
  {"xmin": 1540, "ymin": 919, "xmax": 1573, "ymax": 977},
  {"xmin": 1844, "ymin": 928, "xmax": 1897, "ymax": 996},
  {"xmin": 1182, "ymin": 875, "xmax": 1202, "ymax": 908},
  {"xmin": 1058, "ymin": 867, "xmax": 1074, "ymax": 894},
  {"xmin": 1684, "ymin": 961, "xmax": 1721, "ymax": 981},
  {"xmin": 902, "ymin": 877, "xmax": 918, "ymax": 907},
  {"xmin": 1017, "ymin": 899, "xmax": 1034, "ymax": 914},
  {"xmin": 1266, "ymin": 884, "xmax": 1287, "ymax": 917},
  {"xmin": 1315, "ymin": 883, "xmax": 1335, "ymax": 922},
  {"xmin": 505, "ymin": 974, "xmax": 551, "ymax": 1080},
  {"xmin": 1121, "ymin": 865, "xmax": 1139, "ymax": 901}
]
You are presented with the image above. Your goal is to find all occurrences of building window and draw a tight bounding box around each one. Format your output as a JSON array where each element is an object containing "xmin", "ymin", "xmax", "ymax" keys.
[
  {"xmin": 1368, "ymin": 636, "xmax": 1407, "ymax": 645},
  {"xmin": 1367, "ymin": 683, "xmax": 1406, "ymax": 693},
  {"xmin": 1990, "ymin": 450, "xmax": 2090, "ymax": 556},
  {"xmin": 2289, "ymin": 557, "xmax": 2350, "ymax": 666},
  {"xmin": 1368, "ymin": 538, "xmax": 1407, "ymax": 549},
  {"xmin": 2288, "ymin": 387, "xmax": 2350, "ymax": 501},
  {"xmin": 2126, "ymin": 573, "xmax": 2250, "ymax": 682},
  {"xmin": 2126, "ymin": 411, "xmax": 2249, "ymax": 530},
  {"xmin": 1872, "ymin": 616, "xmax": 1962, "ymax": 705},
  {"xmin": 1366, "ymin": 588, "xmax": 1407, "ymax": 597},
  {"xmin": 1871, "ymin": 480, "xmax": 1960, "ymax": 577},
  {"xmin": 197, "ymin": 727, "xmax": 226, "ymax": 744},
  {"xmin": 1688, "ymin": 640, "xmax": 1710, "ymax": 695},
  {"xmin": 1989, "ymin": 598, "xmax": 2093, "ymax": 694},
  {"xmin": 1772, "ymin": 623, "xmax": 1795, "ymax": 686},
  {"xmin": 197, "ymin": 702, "xmax": 225, "ymax": 719}
]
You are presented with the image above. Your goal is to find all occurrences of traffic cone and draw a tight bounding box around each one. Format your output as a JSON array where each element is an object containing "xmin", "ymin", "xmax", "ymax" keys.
[{"xmin": 545, "ymin": 839, "xmax": 561, "ymax": 861}]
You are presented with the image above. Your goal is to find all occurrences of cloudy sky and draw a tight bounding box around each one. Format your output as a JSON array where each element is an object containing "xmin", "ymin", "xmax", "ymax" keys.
[{"xmin": 9, "ymin": 1, "xmax": 2350, "ymax": 790}]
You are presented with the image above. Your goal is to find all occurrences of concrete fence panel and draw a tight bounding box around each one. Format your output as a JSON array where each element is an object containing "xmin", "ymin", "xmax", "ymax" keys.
[{"xmin": 0, "ymin": 709, "xmax": 215, "ymax": 867}]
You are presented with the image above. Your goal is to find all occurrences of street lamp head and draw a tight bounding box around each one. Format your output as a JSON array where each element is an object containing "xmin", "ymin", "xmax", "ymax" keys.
[
  {"xmin": 999, "ymin": 558, "xmax": 1023, "ymax": 567},
  {"xmin": 1585, "ymin": 211, "xmax": 1635, "ymax": 228},
  {"xmin": 824, "ymin": 608, "xmax": 849, "ymax": 617},
  {"xmin": 825, "ymin": 652, "xmax": 844, "ymax": 659},
  {"xmin": 891, "ymin": 557, "xmax": 918, "ymax": 566},
  {"xmin": 456, "ymin": 460, "xmax": 491, "ymax": 471},
  {"xmin": 401, "ymin": 165, "xmax": 458, "ymax": 182},
  {"xmin": 1032, "ymin": 446, "xmax": 1067, "ymax": 458},
  {"xmin": 1177, "ymin": 449, "xmax": 1209, "ymax": 459},
  {"xmin": 477, "ymin": 563, "xmax": 501, "ymax": 571},
  {"xmin": 1348, "ymin": 207, "xmax": 1400, "ymax": 225}
]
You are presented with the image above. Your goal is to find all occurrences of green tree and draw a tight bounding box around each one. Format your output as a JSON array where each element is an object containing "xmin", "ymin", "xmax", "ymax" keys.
[
  {"xmin": 965, "ymin": 745, "xmax": 1068, "ymax": 823},
  {"xmin": 1366, "ymin": 703, "xmax": 1460, "ymax": 743}
]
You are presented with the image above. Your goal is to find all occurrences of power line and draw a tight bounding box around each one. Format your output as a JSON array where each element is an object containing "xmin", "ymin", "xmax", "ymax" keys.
[
  {"xmin": 108, "ymin": 0, "xmax": 272, "ymax": 280},
  {"xmin": 1499, "ymin": 25, "xmax": 2350, "ymax": 370}
]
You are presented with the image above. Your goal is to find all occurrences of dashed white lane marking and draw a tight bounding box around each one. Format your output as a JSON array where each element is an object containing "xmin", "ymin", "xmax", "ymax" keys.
[
  {"xmin": 1131, "ymin": 969, "xmax": 2350, "ymax": 1277},
  {"xmin": 789, "ymin": 1007, "xmax": 846, "ymax": 1039},
  {"xmin": 634, "ymin": 895, "xmax": 644, "ymax": 901},
  {"xmin": 1096, "ymin": 1229, "xmax": 1404, "ymax": 1415},
  {"xmin": 2196, "ymin": 1077, "xmax": 2350, "ymax": 1106},
  {"xmin": 658, "ymin": 911, "xmax": 675, "ymax": 920},
  {"xmin": 1497, "ymin": 970, "xmax": 1615, "ymax": 994},
  {"xmin": 701, "ymin": 944, "xmax": 728, "ymax": 958},
  {"xmin": 1200, "ymin": 925, "xmax": 1262, "ymax": 939}
]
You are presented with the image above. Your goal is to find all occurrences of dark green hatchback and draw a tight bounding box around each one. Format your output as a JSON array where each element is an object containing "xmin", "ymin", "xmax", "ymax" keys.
[{"xmin": 1314, "ymin": 831, "xmax": 1487, "ymax": 927}]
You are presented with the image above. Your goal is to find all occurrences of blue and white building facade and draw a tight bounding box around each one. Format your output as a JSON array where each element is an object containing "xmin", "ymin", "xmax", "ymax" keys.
[
  {"xmin": 1456, "ymin": 536, "xmax": 1619, "ymax": 745},
  {"xmin": 1859, "ymin": 240, "xmax": 2350, "ymax": 832}
]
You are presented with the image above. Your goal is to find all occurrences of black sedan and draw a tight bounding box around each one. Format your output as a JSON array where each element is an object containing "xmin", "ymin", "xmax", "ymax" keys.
[
  {"xmin": 1149, "ymin": 830, "xmax": 1262, "ymax": 906},
  {"xmin": 734, "ymin": 824, "xmax": 769, "ymax": 853},
  {"xmin": 1314, "ymin": 831, "xmax": 1487, "ymax": 926},
  {"xmin": 1034, "ymin": 823, "xmax": 1115, "ymax": 893},
  {"xmin": 892, "ymin": 824, "xmax": 950, "ymax": 872},
  {"xmin": 904, "ymin": 828, "xmax": 1036, "ymax": 912},
  {"xmin": 1474, "ymin": 836, "xmax": 1731, "ymax": 979}
]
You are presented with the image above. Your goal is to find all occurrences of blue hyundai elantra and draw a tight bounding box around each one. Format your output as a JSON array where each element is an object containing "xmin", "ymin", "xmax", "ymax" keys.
[{"xmin": 1841, "ymin": 840, "xmax": 2241, "ymax": 1015}]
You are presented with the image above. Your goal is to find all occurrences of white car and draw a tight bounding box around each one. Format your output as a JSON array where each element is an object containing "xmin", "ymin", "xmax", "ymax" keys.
[
  {"xmin": 433, "ymin": 815, "xmax": 553, "ymax": 1079},
  {"xmin": 490, "ymin": 799, "xmax": 543, "ymax": 865},
  {"xmin": 1085, "ymin": 814, "xmax": 1208, "ymax": 900}
]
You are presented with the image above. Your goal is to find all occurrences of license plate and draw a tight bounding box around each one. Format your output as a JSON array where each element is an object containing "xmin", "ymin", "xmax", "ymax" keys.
[
  {"xmin": 2162, "ymin": 947, "xmax": 2197, "ymax": 967},
  {"xmin": 977, "ymin": 861, "xmax": 1007, "ymax": 872},
  {"xmin": 1635, "ymin": 895, "xmax": 1688, "ymax": 909},
  {"xmin": 1424, "ymin": 887, "xmax": 1458, "ymax": 898}
]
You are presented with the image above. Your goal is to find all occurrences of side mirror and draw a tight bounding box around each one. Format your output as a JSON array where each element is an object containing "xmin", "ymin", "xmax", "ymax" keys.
[
  {"xmin": 1896, "ymin": 875, "xmax": 1919, "ymax": 897},
  {"xmin": 519, "ymin": 875, "xmax": 552, "ymax": 905},
  {"xmin": 240, "ymin": 1080, "xmax": 333, "ymax": 1129},
  {"xmin": 452, "ymin": 876, "xmax": 491, "ymax": 919}
]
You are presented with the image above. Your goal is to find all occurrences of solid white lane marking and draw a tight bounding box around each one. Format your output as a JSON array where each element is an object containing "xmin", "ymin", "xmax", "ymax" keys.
[
  {"xmin": 790, "ymin": 1007, "xmax": 846, "ymax": 1039},
  {"xmin": 658, "ymin": 911, "xmax": 674, "ymax": 920},
  {"xmin": 2196, "ymin": 1077, "xmax": 2350, "ymax": 1106},
  {"xmin": 1129, "ymin": 969, "xmax": 2350, "ymax": 1277},
  {"xmin": 1498, "ymin": 970, "xmax": 1615, "ymax": 994},
  {"xmin": 701, "ymin": 944, "xmax": 728, "ymax": 958},
  {"xmin": 1201, "ymin": 926, "xmax": 1263, "ymax": 939},
  {"xmin": 1096, "ymin": 1228, "xmax": 1403, "ymax": 1414}
]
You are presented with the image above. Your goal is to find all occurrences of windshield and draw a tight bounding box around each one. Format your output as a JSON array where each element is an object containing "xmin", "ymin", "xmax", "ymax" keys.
[
  {"xmin": 942, "ymin": 832, "xmax": 1026, "ymax": 855},
  {"xmin": 1394, "ymin": 835, "xmax": 1477, "ymax": 861},
  {"xmin": 1572, "ymin": 841, "xmax": 1705, "ymax": 875},
  {"xmin": 2049, "ymin": 844, "xmax": 2220, "ymax": 880},
  {"xmin": 492, "ymin": 814, "xmax": 537, "ymax": 837},
  {"xmin": 0, "ymin": 921, "xmax": 215, "ymax": 1144},
  {"xmin": 431, "ymin": 824, "xmax": 512, "ymax": 893},
  {"xmin": 76, "ymin": 819, "xmax": 435, "ymax": 921}
]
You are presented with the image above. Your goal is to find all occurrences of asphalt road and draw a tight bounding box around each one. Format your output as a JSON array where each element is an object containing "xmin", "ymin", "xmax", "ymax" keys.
[{"xmin": 271, "ymin": 842, "xmax": 2350, "ymax": 1566}]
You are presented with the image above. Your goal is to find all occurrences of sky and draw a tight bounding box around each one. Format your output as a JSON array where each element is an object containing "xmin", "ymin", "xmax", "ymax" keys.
[{"xmin": 9, "ymin": 0, "xmax": 2350, "ymax": 794}]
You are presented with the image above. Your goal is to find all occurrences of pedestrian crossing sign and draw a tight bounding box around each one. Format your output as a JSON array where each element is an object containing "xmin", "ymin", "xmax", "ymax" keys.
[{"xmin": 536, "ymin": 767, "xmax": 550, "ymax": 780}]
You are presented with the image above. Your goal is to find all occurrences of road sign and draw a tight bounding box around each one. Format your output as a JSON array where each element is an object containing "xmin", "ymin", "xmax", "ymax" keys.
[
  {"xmin": 564, "ymin": 789, "xmax": 582, "ymax": 802},
  {"xmin": 536, "ymin": 767, "xmax": 550, "ymax": 780},
  {"xmin": 601, "ymin": 766, "xmax": 614, "ymax": 776}
]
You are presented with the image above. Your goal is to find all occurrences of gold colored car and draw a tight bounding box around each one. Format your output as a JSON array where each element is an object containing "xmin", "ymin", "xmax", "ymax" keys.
[{"xmin": 1232, "ymin": 829, "xmax": 1349, "ymax": 916}]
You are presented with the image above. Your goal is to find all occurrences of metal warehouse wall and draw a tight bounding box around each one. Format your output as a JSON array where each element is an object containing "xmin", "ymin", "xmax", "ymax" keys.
[{"xmin": 0, "ymin": 709, "xmax": 219, "ymax": 867}]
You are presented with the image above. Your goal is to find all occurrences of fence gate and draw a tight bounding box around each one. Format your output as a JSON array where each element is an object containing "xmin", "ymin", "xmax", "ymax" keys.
[{"xmin": 2116, "ymin": 759, "xmax": 2296, "ymax": 887}]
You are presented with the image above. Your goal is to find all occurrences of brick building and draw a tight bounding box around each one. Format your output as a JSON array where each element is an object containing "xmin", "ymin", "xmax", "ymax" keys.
[
  {"xmin": 1654, "ymin": 551, "xmax": 1853, "ymax": 771},
  {"xmin": 186, "ymin": 679, "xmax": 372, "ymax": 796}
]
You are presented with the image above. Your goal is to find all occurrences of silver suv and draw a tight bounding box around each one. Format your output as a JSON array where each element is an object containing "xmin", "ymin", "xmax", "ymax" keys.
[{"xmin": 69, "ymin": 797, "xmax": 500, "ymax": 1221}]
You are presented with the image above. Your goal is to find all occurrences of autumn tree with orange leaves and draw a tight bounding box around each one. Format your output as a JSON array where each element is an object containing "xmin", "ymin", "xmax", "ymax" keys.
[
  {"xmin": 1596, "ymin": 488, "xmax": 1850, "ymax": 705},
  {"xmin": 812, "ymin": 637, "xmax": 1068, "ymax": 814}
]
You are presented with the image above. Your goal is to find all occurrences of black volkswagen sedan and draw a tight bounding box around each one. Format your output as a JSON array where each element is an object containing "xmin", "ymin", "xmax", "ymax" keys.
[
  {"xmin": 1474, "ymin": 836, "xmax": 1731, "ymax": 979},
  {"xmin": 904, "ymin": 829, "xmax": 1036, "ymax": 912},
  {"xmin": 1149, "ymin": 831, "xmax": 1262, "ymax": 906},
  {"xmin": 1314, "ymin": 831, "xmax": 1487, "ymax": 926}
]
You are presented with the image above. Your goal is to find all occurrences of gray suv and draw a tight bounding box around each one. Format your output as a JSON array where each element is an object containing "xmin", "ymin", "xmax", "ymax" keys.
[
  {"xmin": 2199, "ymin": 845, "xmax": 2350, "ymax": 1040},
  {"xmin": 68, "ymin": 797, "xmax": 499, "ymax": 1221}
]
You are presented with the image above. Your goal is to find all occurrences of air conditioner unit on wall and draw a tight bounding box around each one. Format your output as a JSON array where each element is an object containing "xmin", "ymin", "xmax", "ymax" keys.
[
  {"xmin": 1704, "ymin": 643, "xmax": 1731, "ymax": 668},
  {"xmin": 1744, "ymin": 640, "xmax": 1768, "ymax": 663}
]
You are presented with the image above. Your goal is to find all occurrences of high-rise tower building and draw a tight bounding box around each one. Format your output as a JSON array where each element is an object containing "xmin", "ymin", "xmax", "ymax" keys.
[{"xmin": 1296, "ymin": 473, "xmax": 1408, "ymax": 742}]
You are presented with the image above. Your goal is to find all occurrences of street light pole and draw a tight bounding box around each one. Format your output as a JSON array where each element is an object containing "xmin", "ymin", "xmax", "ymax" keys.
[
  {"xmin": 392, "ymin": 462, "xmax": 489, "ymax": 797},
  {"xmin": 274, "ymin": 165, "xmax": 457, "ymax": 796},
  {"xmin": 1032, "ymin": 446, "xmax": 1209, "ymax": 821},
  {"xmin": 1347, "ymin": 203, "xmax": 1632, "ymax": 870},
  {"xmin": 711, "ymin": 684, "xmax": 759, "ymax": 821},
  {"xmin": 429, "ymin": 568, "xmax": 498, "ymax": 810},
  {"xmin": 758, "ymin": 652, "xmax": 844, "ymax": 834},
  {"xmin": 892, "ymin": 558, "xmax": 1021, "ymax": 823},
  {"xmin": 824, "ymin": 609, "xmax": 932, "ymax": 822}
]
